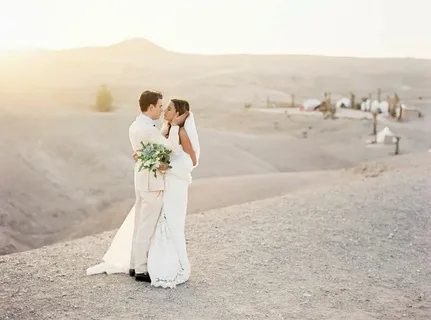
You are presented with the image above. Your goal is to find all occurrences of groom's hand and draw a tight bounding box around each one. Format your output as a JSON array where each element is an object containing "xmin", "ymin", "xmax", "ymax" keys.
[
  {"xmin": 171, "ymin": 112, "xmax": 189, "ymax": 126},
  {"xmin": 132, "ymin": 151, "xmax": 138, "ymax": 163}
]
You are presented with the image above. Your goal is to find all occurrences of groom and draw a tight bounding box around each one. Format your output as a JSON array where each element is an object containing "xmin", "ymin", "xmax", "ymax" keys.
[{"xmin": 128, "ymin": 90, "xmax": 188, "ymax": 282}]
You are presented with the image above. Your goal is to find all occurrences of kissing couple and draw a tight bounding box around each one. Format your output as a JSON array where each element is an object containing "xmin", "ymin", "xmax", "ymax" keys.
[{"xmin": 87, "ymin": 90, "xmax": 200, "ymax": 288}]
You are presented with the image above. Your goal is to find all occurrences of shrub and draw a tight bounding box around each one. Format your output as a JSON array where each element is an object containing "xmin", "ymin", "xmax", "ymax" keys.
[{"xmin": 94, "ymin": 84, "xmax": 113, "ymax": 112}]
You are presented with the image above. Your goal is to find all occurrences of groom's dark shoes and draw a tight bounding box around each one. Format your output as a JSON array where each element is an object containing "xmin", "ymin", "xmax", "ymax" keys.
[
  {"xmin": 135, "ymin": 272, "xmax": 151, "ymax": 283},
  {"xmin": 130, "ymin": 269, "xmax": 151, "ymax": 283}
]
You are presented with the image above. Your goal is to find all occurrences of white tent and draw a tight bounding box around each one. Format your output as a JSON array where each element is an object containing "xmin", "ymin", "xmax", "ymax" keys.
[
  {"xmin": 371, "ymin": 100, "xmax": 380, "ymax": 113},
  {"xmin": 301, "ymin": 99, "xmax": 321, "ymax": 111},
  {"xmin": 379, "ymin": 101, "xmax": 389, "ymax": 116},
  {"xmin": 361, "ymin": 99, "xmax": 371, "ymax": 111},
  {"xmin": 376, "ymin": 126, "xmax": 395, "ymax": 144},
  {"xmin": 336, "ymin": 98, "xmax": 351, "ymax": 108}
]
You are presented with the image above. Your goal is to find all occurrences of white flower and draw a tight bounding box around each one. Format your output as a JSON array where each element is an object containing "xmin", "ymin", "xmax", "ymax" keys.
[
  {"xmin": 143, "ymin": 160, "xmax": 151, "ymax": 167},
  {"xmin": 137, "ymin": 142, "xmax": 172, "ymax": 173}
]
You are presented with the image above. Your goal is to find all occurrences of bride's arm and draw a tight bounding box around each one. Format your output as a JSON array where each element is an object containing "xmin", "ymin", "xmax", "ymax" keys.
[{"xmin": 179, "ymin": 128, "xmax": 197, "ymax": 166}]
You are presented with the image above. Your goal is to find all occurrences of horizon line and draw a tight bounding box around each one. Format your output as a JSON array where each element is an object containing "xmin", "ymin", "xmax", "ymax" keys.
[{"xmin": 1, "ymin": 37, "xmax": 430, "ymax": 61}]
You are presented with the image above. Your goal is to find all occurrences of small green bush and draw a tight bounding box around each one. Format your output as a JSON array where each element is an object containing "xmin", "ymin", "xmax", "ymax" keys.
[{"xmin": 94, "ymin": 84, "xmax": 113, "ymax": 112}]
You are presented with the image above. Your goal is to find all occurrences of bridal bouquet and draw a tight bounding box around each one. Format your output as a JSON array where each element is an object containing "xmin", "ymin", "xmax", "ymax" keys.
[{"xmin": 136, "ymin": 142, "xmax": 172, "ymax": 178}]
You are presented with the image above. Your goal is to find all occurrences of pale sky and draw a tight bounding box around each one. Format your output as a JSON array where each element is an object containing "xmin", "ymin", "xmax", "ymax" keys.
[{"xmin": 0, "ymin": 0, "xmax": 429, "ymax": 58}]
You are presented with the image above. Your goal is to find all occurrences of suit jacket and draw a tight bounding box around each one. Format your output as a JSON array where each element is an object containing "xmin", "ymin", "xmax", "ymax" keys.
[{"xmin": 129, "ymin": 114, "xmax": 180, "ymax": 191}]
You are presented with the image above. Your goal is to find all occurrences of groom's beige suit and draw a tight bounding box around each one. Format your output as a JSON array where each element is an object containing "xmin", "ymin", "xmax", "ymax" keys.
[{"xmin": 128, "ymin": 114, "xmax": 180, "ymax": 273}]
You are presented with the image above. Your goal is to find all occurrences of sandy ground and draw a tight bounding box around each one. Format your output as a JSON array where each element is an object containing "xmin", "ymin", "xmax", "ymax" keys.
[
  {"xmin": 0, "ymin": 153, "xmax": 430, "ymax": 320},
  {"xmin": 254, "ymin": 107, "xmax": 375, "ymax": 120},
  {"xmin": 66, "ymin": 170, "xmax": 352, "ymax": 239},
  {"xmin": 1, "ymin": 107, "xmax": 430, "ymax": 255},
  {"xmin": 1, "ymin": 40, "xmax": 430, "ymax": 319},
  {"xmin": 1, "ymin": 39, "xmax": 430, "ymax": 256}
]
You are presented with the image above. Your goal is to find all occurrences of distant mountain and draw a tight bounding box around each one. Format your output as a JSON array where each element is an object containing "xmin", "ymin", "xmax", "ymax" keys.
[
  {"xmin": 106, "ymin": 38, "xmax": 168, "ymax": 54},
  {"xmin": 62, "ymin": 38, "xmax": 170, "ymax": 61},
  {"xmin": 0, "ymin": 38, "xmax": 430, "ymax": 110},
  {"xmin": 0, "ymin": 38, "xmax": 170, "ymax": 65}
]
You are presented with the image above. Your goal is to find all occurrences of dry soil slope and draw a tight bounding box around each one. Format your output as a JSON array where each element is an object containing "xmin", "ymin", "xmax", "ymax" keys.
[
  {"xmin": 66, "ymin": 169, "xmax": 352, "ymax": 240},
  {"xmin": 1, "ymin": 111, "xmax": 430, "ymax": 255},
  {"xmin": 0, "ymin": 153, "xmax": 429, "ymax": 320},
  {"xmin": 0, "ymin": 113, "xmax": 282, "ymax": 254}
]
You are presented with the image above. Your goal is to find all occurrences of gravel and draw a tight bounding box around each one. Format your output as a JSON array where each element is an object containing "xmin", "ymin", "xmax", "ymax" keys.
[{"xmin": 0, "ymin": 155, "xmax": 430, "ymax": 320}]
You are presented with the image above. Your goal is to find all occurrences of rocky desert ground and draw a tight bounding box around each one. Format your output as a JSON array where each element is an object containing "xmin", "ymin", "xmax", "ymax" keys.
[
  {"xmin": 0, "ymin": 39, "xmax": 430, "ymax": 319},
  {"xmin": 1, "ymin": 153, "xmax": 430, "ymax": 320}
]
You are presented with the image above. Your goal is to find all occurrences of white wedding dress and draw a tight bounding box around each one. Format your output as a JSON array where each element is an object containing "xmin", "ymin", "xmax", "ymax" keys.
[{"xmin": 87, "ymin": 113, "xmax": 200, "ymax": 289}]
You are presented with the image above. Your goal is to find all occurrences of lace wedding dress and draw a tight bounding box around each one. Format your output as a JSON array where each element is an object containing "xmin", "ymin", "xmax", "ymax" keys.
[
  {"xmin": 147, "ymin": 150, "xmax": 193, "ymax": 287},
  {"xmin": 87, "ymin": 113, "xmax": 200, "ymax": 289}
]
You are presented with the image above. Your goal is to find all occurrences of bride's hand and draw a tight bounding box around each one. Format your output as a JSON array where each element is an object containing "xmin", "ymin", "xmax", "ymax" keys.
[
  {"xmin": 171, "ymin": 112, "xmax": 189, "ymax": 126},
  {"xmin": 157, "ymin": 163, "xmax": 169, "ymax": 173},
  {"xmin": 132, "ymin": 151, "xmax": 139, "ymax": 163}
]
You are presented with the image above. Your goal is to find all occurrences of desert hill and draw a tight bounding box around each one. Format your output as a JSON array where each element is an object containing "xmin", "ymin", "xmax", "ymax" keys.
[
  {"xmin": 1, "ymin": 38, "xmax": 430, "ymax": 319},
  {"xmin": 1, "ymin": 107, "xmax": 429, "ymax": 255},
  {"xmin": 1, "ymin": 106, "xmax": 431, "ymax": 255},
  {"xmin": 0, "ymin": 38, "xmax": 430, "ymax": 255},
  {"xmin": 1, "ymin": 38, "xmax": 430, "ymax": 112}
]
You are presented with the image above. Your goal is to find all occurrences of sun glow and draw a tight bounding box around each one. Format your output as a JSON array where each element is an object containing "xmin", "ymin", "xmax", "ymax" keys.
[{"xmin": 0, "ymin": 0, "xmax": 430, "ymax": 58}]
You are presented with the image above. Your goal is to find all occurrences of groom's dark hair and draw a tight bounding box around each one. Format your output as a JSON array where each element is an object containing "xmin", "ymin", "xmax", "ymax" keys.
[{"xmin": 139, "ymin": 90, "xmax": 163, "ymax": 112}]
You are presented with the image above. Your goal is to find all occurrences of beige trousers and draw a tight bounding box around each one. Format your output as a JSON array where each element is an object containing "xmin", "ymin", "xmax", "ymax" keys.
[{"xmin": 129, "ymin": 190, "xmax": 163, "ymax": 274}]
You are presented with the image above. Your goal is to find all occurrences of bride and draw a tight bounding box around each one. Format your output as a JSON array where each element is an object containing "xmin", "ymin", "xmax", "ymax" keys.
[{"xmin": 87, "ymin": 99, "xmax": 200, "ymax": 288}]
